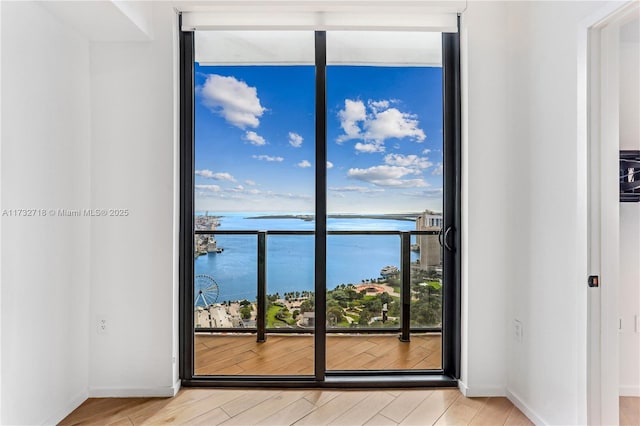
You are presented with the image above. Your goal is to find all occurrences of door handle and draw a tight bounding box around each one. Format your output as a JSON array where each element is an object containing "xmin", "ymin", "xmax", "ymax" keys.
[{"xmin": 444, "ymin": 226, "xmax": 455, "ymax": 252}]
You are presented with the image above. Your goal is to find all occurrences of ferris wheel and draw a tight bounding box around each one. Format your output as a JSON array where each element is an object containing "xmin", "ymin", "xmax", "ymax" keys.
[{"xmin": 194, "ymin": 274, "xmax": 220, "ymax": 307}]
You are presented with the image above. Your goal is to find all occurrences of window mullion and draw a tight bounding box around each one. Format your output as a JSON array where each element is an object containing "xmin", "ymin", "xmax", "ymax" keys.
[{"xmin": 314, "ymin": 30, "xmax": 327, "ymax": 382}]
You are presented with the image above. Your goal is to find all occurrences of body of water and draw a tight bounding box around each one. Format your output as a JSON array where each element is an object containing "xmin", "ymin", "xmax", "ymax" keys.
[{"xmin": 194, "ymin": 213, "xmax": 419, "ymax": 304}]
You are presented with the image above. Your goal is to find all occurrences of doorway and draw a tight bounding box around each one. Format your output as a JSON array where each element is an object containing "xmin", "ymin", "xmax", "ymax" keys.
[
  {"xmin": 179, "ymin": 28, "xmax": 461, "ymax": 387},
  {"xmin": 586, "ymin": 3, "xmax": 640, "ymax": 424}
]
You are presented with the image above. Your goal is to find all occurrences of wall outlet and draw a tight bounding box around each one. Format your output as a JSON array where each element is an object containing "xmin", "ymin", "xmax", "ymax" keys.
[
  {"xmin": 514, "ymin": 319, "xmax": 523, "ymax": 342},
  {"xmin": 97, "ymin": 318, "xmax": 107, "ymax": 334}
]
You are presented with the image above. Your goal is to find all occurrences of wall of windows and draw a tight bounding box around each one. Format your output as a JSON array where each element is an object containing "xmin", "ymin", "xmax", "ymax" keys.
[{"xmin": 180, "ymin": 27, "xmax": 460, "ymax": 385}]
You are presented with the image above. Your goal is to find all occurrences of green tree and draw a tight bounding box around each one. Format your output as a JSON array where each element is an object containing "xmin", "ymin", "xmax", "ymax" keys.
[
  {"xmin": 300, "ymin": 298, "xmax": 314, "ymax": 313},
  {"xmin": 330, "ymin": 289, "xmax": 349, "ymax": 308},
  {"xmin": 380, "ymin": 292, "xmax": 393, "ymax": 305},
  {"xmin": 240, "ymin": 306, "xmax": 252, "ymax": 320},
  {"xmin": 363, "ymin": 297, "xmax": 382, "ymax": 315},
  {"xmin": 327, "ymin": 306, "xmax": 344, "ymax": 324},
  {"xmin": 358, "ymin": 310, "xmax": 371, "ymax": 325},
  {"xmin": 410, "ymin": 286, "xmax": 442, "ymax": 326},
  {"xmin": 388, "ymin": 300, "xmax": 400, "ymax": 317},
  {"xmin": 345, "ymin": 287, "xmax": 358, "ymax": 301}
]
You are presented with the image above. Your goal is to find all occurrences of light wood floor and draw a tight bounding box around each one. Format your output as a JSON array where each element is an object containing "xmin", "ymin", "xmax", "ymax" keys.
[
  {"xmin": 60, "ymin": 388, "xmax": 534, "ymax": 426},
  {"xmin": 620, "ymin": 396, "xmax": 640, "ymax": 426},
  {"xmin": 195, "ymin": 334, "xmax": 441, "ymax": 376}
]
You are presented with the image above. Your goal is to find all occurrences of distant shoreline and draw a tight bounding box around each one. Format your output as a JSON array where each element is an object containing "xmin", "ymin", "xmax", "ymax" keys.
[{"xmin": 245, "ymin": 213, "xmax": 420, "ymax": 222}]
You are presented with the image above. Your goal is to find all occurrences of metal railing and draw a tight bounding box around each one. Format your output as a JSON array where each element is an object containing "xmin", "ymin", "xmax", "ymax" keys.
[{"xmin": 194, "ymin": 229, "xmax": 442, "ymax": 342}]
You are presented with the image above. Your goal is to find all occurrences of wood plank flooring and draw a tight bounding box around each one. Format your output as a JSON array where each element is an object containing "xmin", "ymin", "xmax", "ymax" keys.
[
  {"xmin": 620, "ymin": 396, "xmax": 640, "ymax": 426},
  {"xmin": 195, "ymin": 334, "xmax": 441, "ymax": 376},
  {"xmin": 60, "ymin": 389, "xmax": 533, "ymax": 426}
]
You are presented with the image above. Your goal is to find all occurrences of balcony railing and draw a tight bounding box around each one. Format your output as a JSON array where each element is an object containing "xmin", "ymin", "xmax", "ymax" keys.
[{"xmin": 194, "ymin": 229, "xmax": 442, "ymax": 342}]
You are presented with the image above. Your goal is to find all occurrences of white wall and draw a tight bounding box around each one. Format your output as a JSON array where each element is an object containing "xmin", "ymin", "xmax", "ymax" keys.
[
  {"xmin": 459, "ymin": 1, "xmax": 509, "ymax": 397},
  {"xmin": 1, "ymin": 1, "xmax": 630, "ymax": 424},
  {"xmin": 0, "ymin": 2, "xmax": 91, "ymax": 424},
  {"xmin": 502, "ymin": 2, "xmax": 610, "ymax": 425},
  {"xmin": 88, "ymin": 2, "xmax": 179, "ymax": 396},
  {"xmin": 619, "ymin": 18, "xmax": 640, "ymax": 152},
  {"xmin": 620, "ymin": 203, "xmax": 640, "ymax": 396},
  {"xmin": 0, "ymin": 1, "xmax": 173, "ymax": 421},
  {"xmin": 619, "ymin": 16, "xmax": 640, "ymax": 396},
  {"xmin": 0, "ymin": 2, "xmax": 4, "ymax": 421}
]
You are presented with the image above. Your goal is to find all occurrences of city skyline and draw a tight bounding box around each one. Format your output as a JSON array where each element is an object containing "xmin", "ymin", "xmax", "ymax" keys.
[{"xmin": 194, "ymin": 63, "xmax": 444, "ymax": 213}]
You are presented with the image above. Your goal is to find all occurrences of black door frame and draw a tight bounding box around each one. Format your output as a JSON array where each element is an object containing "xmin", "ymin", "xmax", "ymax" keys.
[{"xmin": 179, "ymin": 24, "xmax": 461, "ymax": 388}]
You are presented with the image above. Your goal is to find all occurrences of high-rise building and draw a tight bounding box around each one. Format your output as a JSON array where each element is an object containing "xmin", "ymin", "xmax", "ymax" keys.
[{"xmin": 416, "ymin": 210, "xmax": 443, "ymax": 270}]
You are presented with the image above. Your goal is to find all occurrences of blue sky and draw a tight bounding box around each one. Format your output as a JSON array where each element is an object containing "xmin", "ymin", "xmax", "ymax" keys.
[{"xmin": 194, "ymin": 63, "xmax": 443, "ymax": 214}]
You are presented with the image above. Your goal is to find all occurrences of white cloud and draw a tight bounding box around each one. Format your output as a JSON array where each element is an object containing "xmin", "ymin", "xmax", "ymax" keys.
[
  {"xmin": 369, "ymin": 99, "xmax": 390, "ymax": 111},
  {"xmin": 200, "ymin": 74, "xmax": 266, "ymax": 129},
  {"xmin": 370, "ymin": 178, "xmax": 427, "ymax": 188},
  {"xmin": 329, "ymin": 186, "xmax": 384, "ymax": 193},
  {"xmin": 195, "ymin": 169, "xmax": 237, "ymax": 182},
  {"xmin": 195, "ymin": 184, "xmax": 221, "ymax": 192},
  {"xmin": 195, "ymin": 169, "xmax": 215, "ymax": 179},
  {"xmin": 384, "ymin": 154, "xmax": 432, "ymax": 170},
  {"xmin": 355, "ymin": 142, "xmax": 385, "ymax": 153},
  {"xmin": 347, "ymin": 165, "xmax": 427, "ymax": 188},
  {"xmin": 200, "ymin": 74, "xmax": 265, "ymax": 129},
  {"xmin": 337, "ymin": 98, "xmax": 426, "ymax": 148},
  {"xmin": 297, "ymin": 160, "xmax": 312, "ymax": 168},
  {"xmin": 422, "ymin": 148, "xmax": 431, "ymax": 155},
  {"xmin": 364, "ymin": 108, "xmax": 425, "ymax": 143},
  {"xmin": 245, "ymin": 180, "xmax": 257, "ymax": 186},
  {"xmin": 337, "ymin": 99, "xmax": 366, "ymax": 143},
  {"xmin": 252, "ymin": 154, "xmax": 283, "ymax": 162},
  {"xmin": 402, "ymin": 188, "xmax": 443, "ymax": 198},
  {"xmin": 197, "ymin": 185, "xmax": 311, "ymax": 201},
  {"xmin": 432, "ymin": 163, "xmax": 443, "ymax": 175},
  {"xmin": 244, "ymin": 131, "xmax": 266, "ymax": 146},
  {"xmin": 288, "ymin": 132, "xmax": 303, "ymax": 148},
  {"xmin": 326, "ymin": 161, "xmax": 334, "ymax": 169},
  {"xmin": 423, "ymin": 188, "xmax": 443, "ymax": 196},
  {"xmin": 348, "ymin": 165, "xmax": 415, "ymax": 180}
]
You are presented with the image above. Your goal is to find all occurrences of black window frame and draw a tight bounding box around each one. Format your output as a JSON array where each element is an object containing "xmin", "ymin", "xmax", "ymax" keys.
[{"xmin": 179, "ymin": 22, "xmax": 461, "ymax": 388}]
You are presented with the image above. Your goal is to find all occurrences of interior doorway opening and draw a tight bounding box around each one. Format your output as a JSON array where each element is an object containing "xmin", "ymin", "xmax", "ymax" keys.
[{"xmin": 586, "ymin": 3, "xmax": 640, "ymax": 424}]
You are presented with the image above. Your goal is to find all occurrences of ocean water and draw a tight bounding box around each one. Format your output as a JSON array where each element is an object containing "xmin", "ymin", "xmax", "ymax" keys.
[{"xmin": 194, "ymin": 213, "xmax": 419, "ymax": 304}]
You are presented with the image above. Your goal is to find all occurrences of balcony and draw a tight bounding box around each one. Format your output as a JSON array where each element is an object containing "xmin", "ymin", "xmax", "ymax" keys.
[
  {"xmin": 192, "ymin": 229, "xmax": 443, "ymax": 376},
  {"xmin": 195, "ymin": 333, "xmax": 442, "ymax": 376}
]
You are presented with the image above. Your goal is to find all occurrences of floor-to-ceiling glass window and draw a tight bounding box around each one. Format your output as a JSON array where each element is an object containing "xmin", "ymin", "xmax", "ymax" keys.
[
  {"xmin": 192, "ymin": 31, "xmax": 316, "ymax": 376},
  {"xmin": 325, "ymin": 31, "xmax": 444, "ymax": 372},
  {"xmin": 181, "ymin": 26, "xmax": 460, "ymax": 385}
]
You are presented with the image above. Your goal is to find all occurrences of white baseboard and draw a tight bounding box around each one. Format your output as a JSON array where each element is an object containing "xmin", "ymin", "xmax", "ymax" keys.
[
  {"xmin": 89, "ymin": 380, "xmax": 181, "ymax": 398},
  {"xmin": 458, "ymin": 380, "xmax": 505, "ymax": 397},
  {"xmin": 45, "ymin": 388, "xmax": 88, "ymax": 425},
  {"xmin": 506, "ymin": 388, "xmax": 546, "ymax": 426},
  {"xmin": 620, "ymin": 385, "xmax": 640, "ymax": 396}
]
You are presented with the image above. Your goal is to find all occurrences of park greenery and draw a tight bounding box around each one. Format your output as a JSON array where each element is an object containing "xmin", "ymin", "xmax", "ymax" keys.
[{"xmin": 261, "ymin": 267, "xmax": 442, "ymax": 328}]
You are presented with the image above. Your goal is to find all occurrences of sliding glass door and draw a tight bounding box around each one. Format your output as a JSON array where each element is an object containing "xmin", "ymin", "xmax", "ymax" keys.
[
  {"xmin": 325, "ymin": 31, "xmax": 445, "ymax": 372},
  {"xmin": 180, "ymin": 27, "xmax": 460, "ymax": 385},
  {"xmin": 191, "ymin": 31, "xmax": 316, "ymax": 377}
]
